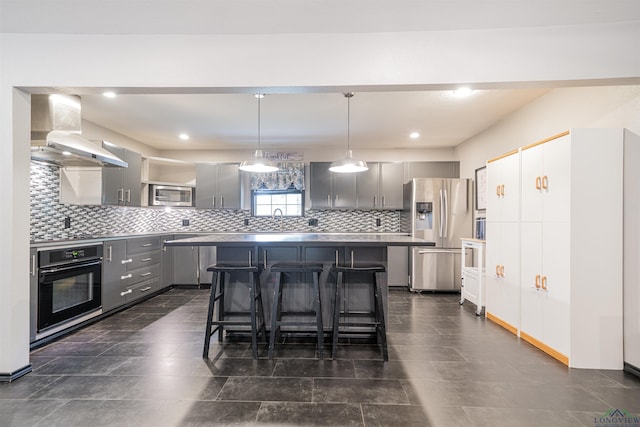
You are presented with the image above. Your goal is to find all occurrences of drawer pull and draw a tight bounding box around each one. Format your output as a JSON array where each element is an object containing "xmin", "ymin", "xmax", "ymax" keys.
[
  {"xmin": 140, "ymin": 272, "xmax": 152, "ymax": 277},
  {"xmin": 141, "ymin": 243, "xmax": 152, "ymax": 247},
  {"xmin": 121, "ymin": 258, "xmax": 133, "ymax": 264},
  {"xmin": 121, "ymin": 273, "xmax": 132, "ymax": 280},
  {"xmin": 140, "ymin": 286, "xmax": 152, "ymax": 292},
  {"xmin": 120, "ymin": 289, "xmax": 133, "ymax": 296},
  {"xmin": 141, "ymin": 258, "xmax": 152, "ymax": 262}
]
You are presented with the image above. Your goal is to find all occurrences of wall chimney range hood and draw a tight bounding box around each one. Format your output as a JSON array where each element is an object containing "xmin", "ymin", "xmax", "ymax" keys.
[{"xmin": 30, "ymin": 94, "xmax": 127, "ymax": 168}]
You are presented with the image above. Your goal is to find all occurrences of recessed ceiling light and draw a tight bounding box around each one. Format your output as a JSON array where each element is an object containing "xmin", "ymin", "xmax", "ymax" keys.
[
  {"xmin": 103, "ymin": 92, "xmax": 117, "ymax": 98},
  {"xmin": 410, "ymin": 132, "xmax": 420, "ymax": 139},
  {"xmin": 452, "ymin": 87, "xmax": 473, "ymax": 97},
  {"xmin": 179, "ymin": 133, "xmax": 189, "ymax": 141}
]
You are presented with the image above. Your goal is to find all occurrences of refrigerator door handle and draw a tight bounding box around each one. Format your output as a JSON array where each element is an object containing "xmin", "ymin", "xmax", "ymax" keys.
[
  {"xmin": 439, "ymin": 189, "xmax": 444, "ymax": 238},
  {"xmin": 443, "ymin": 188, "xmax": 449, "ymax": 238},
  {"xmin": 416, "ymin": 248, "xmax": 460, "ymax": 254}
]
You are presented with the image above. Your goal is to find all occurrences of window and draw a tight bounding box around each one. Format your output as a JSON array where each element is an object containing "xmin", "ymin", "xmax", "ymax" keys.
[{"xmin": 252, "ymin": 190, "xmax": 304, "ymax": 217}]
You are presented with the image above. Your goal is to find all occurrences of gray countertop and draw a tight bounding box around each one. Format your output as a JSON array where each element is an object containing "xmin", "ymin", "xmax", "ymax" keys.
[{"xmin": 164, "ymin": 233, "xmax": 435, "ymax": 247}]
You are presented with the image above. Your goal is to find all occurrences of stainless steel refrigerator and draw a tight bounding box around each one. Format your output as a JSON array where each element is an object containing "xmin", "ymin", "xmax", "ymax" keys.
[{"xmin": 403, "ymin": 178, "xmax": 473, "ymax": 291}]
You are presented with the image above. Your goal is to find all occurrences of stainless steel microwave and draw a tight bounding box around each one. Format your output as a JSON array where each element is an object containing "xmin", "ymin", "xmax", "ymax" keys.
[{"xmin": 149, "ymin": 185, "xmax": 195, "ymax": 207}]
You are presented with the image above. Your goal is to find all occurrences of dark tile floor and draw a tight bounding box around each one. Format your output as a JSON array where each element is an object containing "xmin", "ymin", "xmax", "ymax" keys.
[{"xmin": 2, "ymin": 288, "xmax": 640, "ymax": 426}]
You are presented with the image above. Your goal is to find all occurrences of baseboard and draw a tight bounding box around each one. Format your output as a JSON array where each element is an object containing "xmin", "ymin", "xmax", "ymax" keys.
[
  {"xmin": 486, "ymin": 312, "xmax": 518, "ymax": 336},
  {"xmin": 520, "ymin": 330, "xmax": 569, "ymax": 366},
  {"xmin": 0, "ymin": 364, "xmax": 32, "ymax": 383}
]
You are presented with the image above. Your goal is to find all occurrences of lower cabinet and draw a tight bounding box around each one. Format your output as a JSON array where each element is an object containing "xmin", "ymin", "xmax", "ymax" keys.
[
  {"xmin": 172, "ymin": 234, "xmax": 200, "ymax": 285},
  {"xmin": 102, "ymin": 240, "xmax": 128, "ymax": 312}
]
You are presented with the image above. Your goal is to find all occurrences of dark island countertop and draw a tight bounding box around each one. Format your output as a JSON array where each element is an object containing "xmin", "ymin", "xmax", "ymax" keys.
[{"xmin": 164, "ymin": 233, "xmax": 435, "ymax": 247}]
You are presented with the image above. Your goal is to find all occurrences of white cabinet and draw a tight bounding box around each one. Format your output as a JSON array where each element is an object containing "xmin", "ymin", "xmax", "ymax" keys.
[
  {"xmin": 485, "ymin": 150, "xmax": 520, "ymax": 333},
  {"xmin": 460, "ymin": 238, "xmax": 486, "ymax": 316}
]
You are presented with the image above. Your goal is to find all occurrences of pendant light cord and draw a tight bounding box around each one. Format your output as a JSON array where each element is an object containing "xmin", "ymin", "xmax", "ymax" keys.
[
  {"xmin": 347, "ymin": 94, "xmax": 350, "ymax": 151},
  {"xmin": 257, "ymin": 95, "xmax": 261, "ymax": 151}
]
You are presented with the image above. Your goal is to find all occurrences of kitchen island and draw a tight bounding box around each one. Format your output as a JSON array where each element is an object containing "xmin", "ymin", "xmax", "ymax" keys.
[{"xmin": 165, "ymin": 233, "xmax": 434, "ymax": 332}]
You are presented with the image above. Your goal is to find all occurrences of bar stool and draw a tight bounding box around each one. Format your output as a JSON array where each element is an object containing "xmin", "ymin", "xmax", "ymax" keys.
[
  {"xmin": 203, "ymin": 263, "xmax": 267, "ymax": 359},
  {"xmin": 331, "ymin": 263, "xmax": 388, "ymax": 361},
  {"xmin": 268, "ymin": 262, "xmax": 325, "ymax": 360}
]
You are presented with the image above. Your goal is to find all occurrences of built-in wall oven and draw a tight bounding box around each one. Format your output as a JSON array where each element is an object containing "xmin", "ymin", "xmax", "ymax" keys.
[{"xmin": 32, "ymin": 244, "xmax": 103, "ymax": 341}]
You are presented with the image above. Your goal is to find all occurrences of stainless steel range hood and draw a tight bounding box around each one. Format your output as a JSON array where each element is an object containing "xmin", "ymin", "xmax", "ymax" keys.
[{"xmin": 30, "ymin": 94, "xmax": 127, "ymax": 168}]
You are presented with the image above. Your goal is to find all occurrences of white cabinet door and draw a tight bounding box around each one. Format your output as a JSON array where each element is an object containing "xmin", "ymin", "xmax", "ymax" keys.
[
  {"xmin": 520, "ymin": 144, "xmax": 544, "ymax": 222},
  {"xmin": 486, "ymin": 160, "xmax": 504, "ymax": 221},
  {"xmin": 500, "ymin": 221, "xmax": 521, "ymax": 329},
  {"xmin": 541, "ymin": 135, "xmax": 571, "ymax": 223},
  {"xmin": 485, "ymin": 220, "xmax": 503, "ymax": 318},
  {"xmin": 541, "ymin": 220, "xmax": 571, "ymax": 356},
  {"xmin": 487, "ymin": 153, "xmax": 520, "ymax": 223},
  {"xmin": 520, "ymin": 222, "xmax": 543, "ymax": 341}
]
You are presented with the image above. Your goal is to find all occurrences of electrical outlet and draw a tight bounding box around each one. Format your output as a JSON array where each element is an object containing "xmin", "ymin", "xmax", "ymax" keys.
[
  {"xmin": 244, "ymin": 218, "xmax": 250, "ymax": 226},
  {"xmin": 308, "ymin": 218, "xmax": 318, "ymax": 226},
  {"xmin": 64, "ymin": 217, "xmax": 71, "ymax": 229},
  {"xmin": 376, "ymin": 218, "xmax": 382, "ymax": 227},
  {"xmin": 182, "ymin": 219, "xmax": 190, "ymax": 226}
]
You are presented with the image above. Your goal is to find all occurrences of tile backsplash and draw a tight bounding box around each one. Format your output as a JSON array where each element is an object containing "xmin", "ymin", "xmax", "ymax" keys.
[{"xmin": 30, "ymin": 162, "xmax": 402, "ymax": 241}]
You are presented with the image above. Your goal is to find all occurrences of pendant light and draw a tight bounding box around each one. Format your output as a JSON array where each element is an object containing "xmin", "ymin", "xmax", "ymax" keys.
[
  {"xmin": 329, "ymin": 92, "xmax": 368, "ymax": 173},
  {"xmin": 239, "ymin": 94, "xmax": 279, "ymax": 173}
]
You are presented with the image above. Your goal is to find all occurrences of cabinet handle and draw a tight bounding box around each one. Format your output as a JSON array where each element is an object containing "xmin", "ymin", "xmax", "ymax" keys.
[
  {"xmin": 263, "ymin": 250, "xmax": 267, "ymax": 269},
  {"xmin": 117, "ymin": 188, "xmax": 124, "ymax": 203},
  {"xmin": 220, "ymin": 196, "xmax": 224, "ymax": 208},
  {"xmin": 350, "ymin": 250, "xmax": 355, "ymax": 268},
  {"xmin": 248, "ymin": 250, "xmax": 252, "ymax": 266},
  {"xmin": 31, "ymin": 254, "xmax": 37, "ymax": 276},
  {"xmin": 382, "ymin": 196, "xmax": 385, "ymax": 207},
  {"xmin": 500, "ymin": 185, "xmax": 505, "ymax": 197},
  {"xmin": 121, "ymin": 273, "xmax": 132, "ymax": 280},
  {"xmin": 121, "ymin": 258, "xmax": 132, "ymax": 264},
  {"xmin": 541, "ymin": 276, "xmax": 548, "ymax": 291},
  {"xmin": 373, "ymin": 196, "xmax": 377, "ymax": 208},
  {"xmin": 542, "ymin": 176, "xmax": 548, "ymax": 190},
  {"xmin": 496, "ymin": 185, "xmax": 501, "ymax": 196},
  {"xmin": 141, "ymin": 258, "xmax": 152, "ymax": 262},
  {"xmin": 141, "ymin": 243, "xmax": 152, "ymax": 247},
  {"xmin": 120, "ymin": 289, "xmax": 133, "ymax": 296},
  {"xmin": 125, "ymin": 189, "xmax": 131, "ymax": 203},
  {"xmin": 495, "ymin": 265, "xmax": 500, "ymax": 277},
  {"xmin": 140, "ymin": 286, "xmax": 152, "ymax": 292},
  {"xmin": 140, "ymin": 272, "xmax": 152, "ymax": 277},
  {"xmin": 535, "ymin": 274, "xmax": 541, "ymax": 289},
  {"xmin": 535, "ymin": 176, "xmax": 542, "ymax": 190},
  {"xmin": 327, "ymin": 194, "xmax": 331, "ymax": 206},
  {"xmin": 212, "ymin": 195, "xmax": 216, "ymax": 208},
  {"xmin": 335, "ymin": 250, "xmax": 339, "ymax": 266},
  {"xmin": 107, "ymin": 246, "xmax": 113, "ymax": 262},
  {"xmin": 500, "ymin": 265, "xmax": 505, "ymax": 277},
  {"xmin": 162, "ymin": 241, "xmax": 167, "ymax": 252}
]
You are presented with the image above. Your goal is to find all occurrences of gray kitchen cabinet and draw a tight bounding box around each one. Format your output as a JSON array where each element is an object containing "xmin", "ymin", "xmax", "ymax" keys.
[
  {"xmin": 356, "ymin": 162, "xmax": 380, "ymax": 209},
  {"xmin": 102, "ymin": 144, "xmax": 142, "ymax": 206},
  {"xmin": 309, "ymin": 162, "xmax": 333, "ymax": 209},
  {"xmin": 123, "ymin": 236, "xmax": 161, "ymax": 303},
  {"xmin": 196, "ymin": 163, "xmax": 241, "ymax": 209},
  {"xmin": 198, "ymin": 245, "xmax": 217, "ymax": 286},
  {"xmin": 333, "ymin": 172, "xmax": 357, "ymax": 208},
  {"xmin": 160, "ymin": 234, "xmax": 174, "ymax": 290},
  {"xmin": 406, "ymin": 161, "xmax": 460, "ymax": 180},
  {"xmin": 387, "ymin": 246, "xmax": 409, "ymax": 286},
  {"xmin": 172, "ymin": 234, "xmax": 200, "ymax": 285},
  {"xmin": 102, "ymin": 239, "xmax": 128, "ymax": 312},
  {"xmin": 379, "ymin": 162, "xmax": 404, "ymax": 209}
]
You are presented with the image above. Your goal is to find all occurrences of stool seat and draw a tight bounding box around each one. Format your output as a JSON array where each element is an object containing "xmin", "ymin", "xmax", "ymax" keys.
[
  {"xmin": 331, "ymin": 263, "xmax": 388, "ymax": 361},
  {"xmin": 204, "ymin": 263, "xmax": 266, "ymax": 359},
  {"xmin": 268, "ymin": 261, "xmax": 325, "ymax": 359}
]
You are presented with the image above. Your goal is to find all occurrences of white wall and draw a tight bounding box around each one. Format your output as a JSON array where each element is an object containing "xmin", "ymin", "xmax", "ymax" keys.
[
  {"xmin": 1, "ymin": 21, "xmax": 639, "ymax": 377},
  {"xmin": 455, "ymin": 85, "xmax": 640, "ymax": 179}
]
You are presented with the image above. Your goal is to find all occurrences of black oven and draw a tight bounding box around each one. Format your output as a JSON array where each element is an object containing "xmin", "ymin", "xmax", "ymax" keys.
[{"xmin": 37, "ymin": 244, "xmax": 102, "ymax": 336}]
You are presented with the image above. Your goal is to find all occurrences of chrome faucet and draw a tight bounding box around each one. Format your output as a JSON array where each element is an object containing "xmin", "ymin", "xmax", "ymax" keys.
[{"xmin": 272, "ymin": 208, "xmax": 284, "ymax": 232}]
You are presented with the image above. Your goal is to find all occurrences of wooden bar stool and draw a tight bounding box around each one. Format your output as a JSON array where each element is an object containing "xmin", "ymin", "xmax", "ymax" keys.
[
  {"xmin": 331, "ymin": 263, "xmax": 388, "ymax": 361},
  {"xmin": 268, "ymin": 262, "xmax": 325, "ymax": 360},
  {"xmin": 203, "ymin": 263, "xmax": 267, "ymax": 359}
]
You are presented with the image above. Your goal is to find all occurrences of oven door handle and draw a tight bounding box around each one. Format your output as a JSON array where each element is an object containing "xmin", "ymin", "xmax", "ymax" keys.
[{"xmin": 39, "ymin": 259, "xmax": 102, "ymax": 274}]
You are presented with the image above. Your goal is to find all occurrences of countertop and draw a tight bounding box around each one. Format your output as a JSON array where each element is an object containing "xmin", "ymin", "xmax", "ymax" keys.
[{"xmin": 164, "ymin": 233, "xmax": 435, "ymax": 247}]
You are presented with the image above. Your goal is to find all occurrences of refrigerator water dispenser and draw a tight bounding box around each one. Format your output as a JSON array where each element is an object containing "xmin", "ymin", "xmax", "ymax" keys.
[{"xmin": 415, "ymin": 202, "xmax": 433, "ymax": 230}]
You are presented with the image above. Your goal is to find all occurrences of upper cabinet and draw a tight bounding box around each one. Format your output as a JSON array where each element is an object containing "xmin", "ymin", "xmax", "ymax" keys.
[
  {"xmin": 309, "ymin": 162, "xmax": 405, "ymax": 210},
  {"xmin": 101, "ymin": 144, "xmax": 142, "ymax": 206},
  {"xmin": 195, "ymin": 163, "xmax": 242, "ymax": 209}
]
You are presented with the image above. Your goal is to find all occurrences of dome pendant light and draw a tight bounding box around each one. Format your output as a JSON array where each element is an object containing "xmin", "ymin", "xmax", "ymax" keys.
[
  {"xmin": 329, "ymin": 92, "xmax": 368, "ymax": 173},
  {"xmin": 239, "ymin": 94, "xmax": 279, "ymax": 173}
]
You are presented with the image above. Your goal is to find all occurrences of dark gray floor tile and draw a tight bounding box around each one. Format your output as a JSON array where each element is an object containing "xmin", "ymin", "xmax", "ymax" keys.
[
  {"xmin": 400, "ymin": 379, "xmax": 510, "ymax": 408},
  {"xmin": 127, "ymin": 375, "xmax": 227, "ymax": 400},
  {"xmin": 196, "ymin": 357, "xmax": 276, "ymax": 377},
  {"xmin": 333, "ymin": 343, "xmax": 387, "ymax": 360},
  {"xmin": 499, "ymin": 383, "xmax": 611, "ymax": 411},
  {"xmin": 509, "ymin": 363, "xmax": 624, "ymax": 387},
  {"xmin": 110, "ymin": 356, "xmax": 205, "ymax": 376},
  {"xmin": 97, "ymin": 341, "xmax": 181, "ymax": 357},
  {"xmin": 161, "ymin": 400, "xmax": 261, "ymax": 425},
  {"xmin": 362, "ymin": 404, "xmax": 434, "ymax": 427},
  {"xmin": 388, "ymin": 345, "xmax": 466, "ymax": 362},
  {"xmin": 259, "ymin": 342, "xmax": 320, "ymax": 359},
  {"xmin": 31, "ymin": 341, "xmax": 115, "ymax": 357},
  {"xmin": 354, "ymin": 360, "xmax": 440, "ymax": 380},
  {"xmin": 0, "ymin": 375, "xmax": 62, "ymax": 399},
  {"xmin": 585, "ymin": 386, "xmax": 640, "ymax": 412},
  {"xmin": 218, "ymin": 376, "xmax": 313, "ymax": 402},
  {"xmin": 273, "ymin": 359, "xmax": 356, "ymax": 378},
  {"xmin": 26, "ymin": 355, "xmax": 56, "ymax": 371},
  {"xmin": 0, "ymin": 399, "xmax": 66, "ymax": 426},
  {"xmin": 87, "ymin": 330, "xmax": 138, "ymax": 343},
  {"xmin": 431, "ymin": 361, "xmax": 533, "ymax": 384},
  {"xmin": 463, "ymin": 407, "xmax": 594, "ymax": 427},
  {"xmin": 568, "ymin": 410, "xmax": 615, "ymax": 427},
  {"xmin": 313, "ymin": 378, "xmax": 409, "ymax": 404},
  {"xmin": 258, "ymin": 401, "xmax": 363, "ymax": 426},
  {"xmin": 31, "ymin": 356, "xmax": 129, "ymax": 376},
  {"xmin": 30, "ymin": 375, "xmax": 140, "ymax": 400},
  {"xmin": 36, "ymin": 399, "xmax": 168, "ymax": 427},
  {"xmin": 55, "ymin": 328, "xmax": 107, "ymax": 343},
  {"xmin": 600, "ymin": 369, "xmax": 640, "ymax": 388}
]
